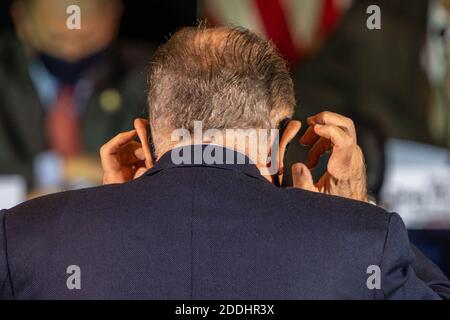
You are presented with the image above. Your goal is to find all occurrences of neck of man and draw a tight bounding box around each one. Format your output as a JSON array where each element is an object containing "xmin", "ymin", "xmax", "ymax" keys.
[{"xmin": 156, "ymin": 136, "xmax": 277, "ymax": 183}]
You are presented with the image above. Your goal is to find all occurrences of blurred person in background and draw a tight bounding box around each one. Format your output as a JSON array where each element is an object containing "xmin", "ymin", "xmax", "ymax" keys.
[{"xmin": 0, "ymin": 0, "xmax": 151, "ymax": 195}]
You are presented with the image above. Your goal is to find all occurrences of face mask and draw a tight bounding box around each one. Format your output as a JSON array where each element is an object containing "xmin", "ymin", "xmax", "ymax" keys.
[{"xmin": 38, "ymin": 51, "xmax": 105, "ymax": 84}]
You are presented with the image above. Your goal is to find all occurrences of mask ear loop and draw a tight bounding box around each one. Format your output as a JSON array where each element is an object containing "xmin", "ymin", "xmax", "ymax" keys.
[
  {"xmin": 272, "ymin": 118, "xmax": 292, "ymax": 187},
  {"xmin": 147, "ymin": 125, "xmax": 158, "ymax": 164}
]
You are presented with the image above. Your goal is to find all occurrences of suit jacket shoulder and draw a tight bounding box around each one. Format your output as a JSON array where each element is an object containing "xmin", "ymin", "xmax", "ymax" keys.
[{"xmin": 2, "ymin": 165, "xmax": 450, "ymax": 299}]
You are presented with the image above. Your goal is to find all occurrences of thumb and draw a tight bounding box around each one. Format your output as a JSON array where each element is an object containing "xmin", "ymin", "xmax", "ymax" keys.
[
  {"xmin": 133, "ymin": 166, "xmax": 148, "ymax": 179},
  {"xmin": 292, "ymin": 163, "xmax": 317, "ymax": 192}
]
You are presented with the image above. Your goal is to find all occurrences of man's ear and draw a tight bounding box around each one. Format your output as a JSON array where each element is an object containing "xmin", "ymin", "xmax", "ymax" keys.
[
  {"xmin": 277, "ymin": 120, "xmax": 301, "ymax": 183},
  {"xmin": 134, "ymin": 118, "xmax": 153, "ymax": 168}
]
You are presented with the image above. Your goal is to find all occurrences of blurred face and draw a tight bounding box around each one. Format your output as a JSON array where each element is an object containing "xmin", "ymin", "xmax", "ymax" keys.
[{"xmin": 13, "ymin": 0, "xmax": 122, "ymax": 62}]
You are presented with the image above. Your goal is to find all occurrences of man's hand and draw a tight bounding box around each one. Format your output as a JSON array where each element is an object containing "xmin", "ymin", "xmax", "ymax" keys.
[
  {"xmin": 100, "ymin": 119, "xmax": 152, "ymax": 184},
  {"xmin": 292, "ymin": 111, "xmax": 368, "ymax": 202}
]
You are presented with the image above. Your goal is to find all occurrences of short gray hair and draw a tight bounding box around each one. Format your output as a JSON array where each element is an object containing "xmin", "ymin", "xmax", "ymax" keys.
[{"xmin": 147, "ymin": 26, "xmax": 295, "ymax": 153}]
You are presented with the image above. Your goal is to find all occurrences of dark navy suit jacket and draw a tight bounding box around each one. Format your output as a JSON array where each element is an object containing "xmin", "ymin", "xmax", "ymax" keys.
[{"xmin": 1, "ymin": 146, "xmax": 450, "ymax": 299}]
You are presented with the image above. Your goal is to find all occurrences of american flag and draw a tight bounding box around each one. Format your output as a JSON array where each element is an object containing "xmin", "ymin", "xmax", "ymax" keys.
[{"xmin": 201, "ymin": 0, "xmax": 352, "ymax": 66}]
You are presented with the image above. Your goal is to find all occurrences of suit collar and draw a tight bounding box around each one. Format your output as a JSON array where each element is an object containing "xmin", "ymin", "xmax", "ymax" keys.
[{"xmin": 145, "ymin": 145, "xmax": 266, "ymax": 181}]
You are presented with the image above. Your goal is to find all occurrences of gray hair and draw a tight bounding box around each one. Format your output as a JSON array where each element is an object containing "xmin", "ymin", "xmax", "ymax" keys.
[{"xmin": 147, "ymin": 26, "xmax": 295, "ymax": 154}]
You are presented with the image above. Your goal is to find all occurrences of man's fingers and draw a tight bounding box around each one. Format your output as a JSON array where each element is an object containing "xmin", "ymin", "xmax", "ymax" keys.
[
  {"xmin": 307, "ymin": 111, "xmax": 355, "ymax": 136},
  {"xmin": 134, "ymin": 147, "xmax": 146, "ymax": 161},
  {"xmin": 299, "ymin": 125, "xmax": 320, "ymax": 146},
  {"xmin": 118, "ymin": 141, "xmax": 143, "ymax": 165},
  {"xmin": 100, "ymin": 130, "xmax": 137, "ymax": 173},
  {"xmin": 314, "ymin": 124, "xmax": 351, "ymax": 149},
  {"xmin": 292, "ymin": 163, "xmax": 317, "ymax": 192},
  {"xmin": 100, "ymin": 130, "xmax": 137, "ymax": 157},
  {"xmin": 306, "ymin": 137, "xmax": 332, "ymax": 169},
  {"xmin": 301, "ymin": 111, "xmax": 355, "ymax": 146}
]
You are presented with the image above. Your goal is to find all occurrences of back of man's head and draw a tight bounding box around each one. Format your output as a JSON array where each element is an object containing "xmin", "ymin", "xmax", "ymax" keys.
[{"xmin": 147, "ymin": 26, "xmax": 295, "ymax": 156}]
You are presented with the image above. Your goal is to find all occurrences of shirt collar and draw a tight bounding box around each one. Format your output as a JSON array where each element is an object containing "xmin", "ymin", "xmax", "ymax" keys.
[{"xmin": 145, "ymin": 144, "xmax": 267, "ymax": 182}]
